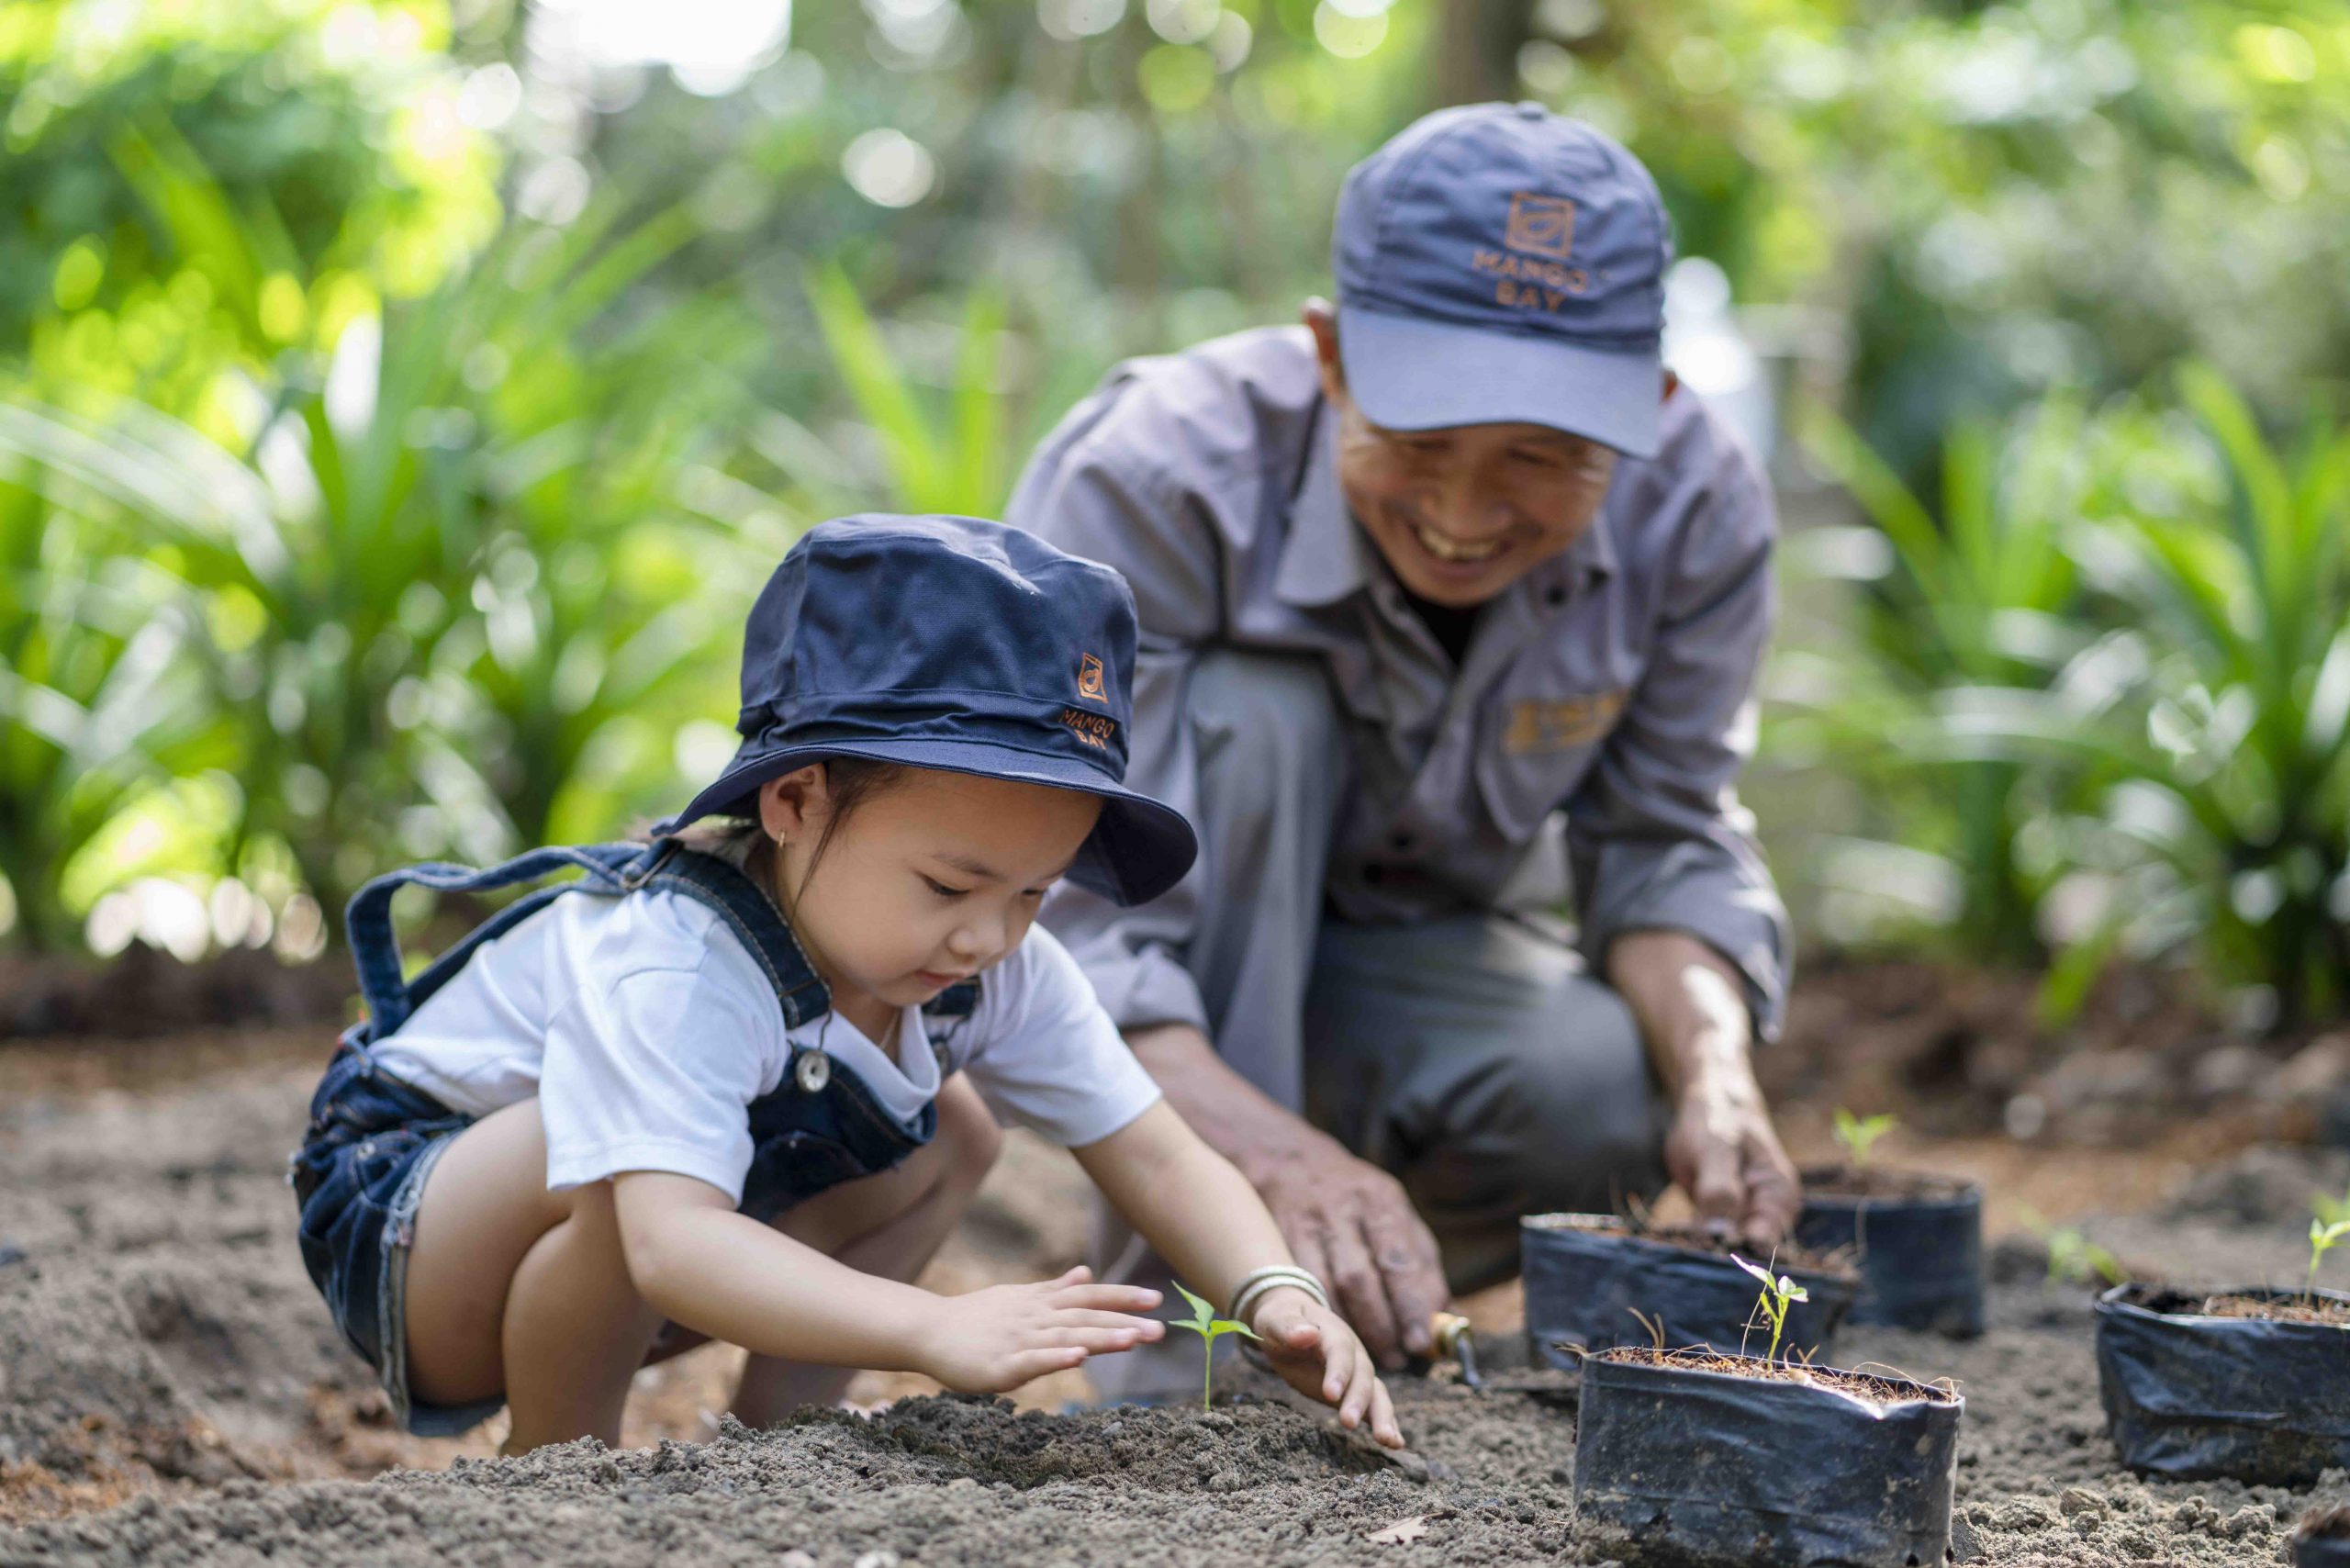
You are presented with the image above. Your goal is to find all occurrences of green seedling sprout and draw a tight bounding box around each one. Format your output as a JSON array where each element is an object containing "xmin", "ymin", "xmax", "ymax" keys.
[
  {"xmin": 1733, "ymin": 1254, "xmax": 1810, "ymax": 1364},
  {"xmin": 2022, "ymin": 1207, "xmax": 2126, "ymax": 1288},
  {"xmin": 1170, "ymin": 1283, "xmax": 1260, "ymax": 1412},
  {"xmin": 1831, "ymin": 1108, "xmax": 1899, "ymax": 1170},
  {"xmin": 2047, "ymin": 1227, "xmax": 2127, "ymax": 1289},
  {"xmin": 2314, "ymin": 1184, "xmax": 2350, "ymax": 1231},
  {"xmin": 2310, "ymin": 1218, "xmax": 2350, "ymax": 1303}
]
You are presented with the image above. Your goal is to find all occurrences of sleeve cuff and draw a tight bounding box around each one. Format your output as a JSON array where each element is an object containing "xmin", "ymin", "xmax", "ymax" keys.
[
  {"xmin": 1580, "ymin": 854, "xmax": 1791, "ymax": 1043},
  {"xmin": 1079, "ymin": 944, "xmax": 1212, "ymax": 1038},
  {"xmin": 546, "ymin": 1138, "xmax": 748, "ymax": 1204},
  {"xmin": 1046, "ymin": 1081, "xmax": 1164, "ymax": 1150}
]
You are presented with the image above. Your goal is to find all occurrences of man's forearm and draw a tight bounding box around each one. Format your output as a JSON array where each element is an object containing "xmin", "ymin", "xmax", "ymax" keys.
[
  {"xmin": 1605, "ymin": 928, "xmax": 1758, "ymax": 1096},
  {"xmin": 1124, "ymin": 1022, "xmax": 1337, "ymax": 1186}
]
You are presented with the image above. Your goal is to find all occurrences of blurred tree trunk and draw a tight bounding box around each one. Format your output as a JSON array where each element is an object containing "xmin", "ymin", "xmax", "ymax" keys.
[{"xmin": 1433, "ymin": 0, "xmax": 1529, "ymax": 109}]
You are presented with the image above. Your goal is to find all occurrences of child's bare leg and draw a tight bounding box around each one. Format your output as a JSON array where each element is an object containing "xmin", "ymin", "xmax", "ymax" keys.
[
  {"xmin": 730, "ymin": 1073, "xmax": 1003, "ymax": 1425},
  {"xmin": 403, "ymin": 1099, "xmax": 665, "ymax": 1452}
]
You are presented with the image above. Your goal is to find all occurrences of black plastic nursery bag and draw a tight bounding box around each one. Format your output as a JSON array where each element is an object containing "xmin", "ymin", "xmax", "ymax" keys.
[
  {"xmin": 2096, "ymin": 1283, "xmax": 2350, "ymax": 1484},
  {"xmin": 1794, "ymin": 1175, "xmax": 1985, "ymax": 1338},
  {"xmin": 1574, "ymin": 1349, "xmax": 1964, "ymax": 1568}
]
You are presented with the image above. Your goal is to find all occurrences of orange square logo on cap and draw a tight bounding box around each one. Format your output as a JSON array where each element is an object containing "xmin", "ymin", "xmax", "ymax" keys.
[
  {"xmin": 1505, "ymin": 192, "xmax": 1575, "ymax": 261},
  {"xmin": 1077, "ymin": 652, "xmax": 1109, "ymax": 704}
]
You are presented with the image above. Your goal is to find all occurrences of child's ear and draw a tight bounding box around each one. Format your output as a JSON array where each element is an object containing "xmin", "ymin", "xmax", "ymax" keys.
[{"xmin": 757, "ymin": 764, "xmax": 828, "ymax": 845}]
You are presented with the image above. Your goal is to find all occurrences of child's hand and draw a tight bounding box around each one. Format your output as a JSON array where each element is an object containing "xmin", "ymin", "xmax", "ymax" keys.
[
  {"xmin": 915, "ymin": 1266, "xmax": 1165, "ymax": 1394},
  {"xmin": 1248, "ymin": 1286, "xmax": 1404, "ymax": 1449}
]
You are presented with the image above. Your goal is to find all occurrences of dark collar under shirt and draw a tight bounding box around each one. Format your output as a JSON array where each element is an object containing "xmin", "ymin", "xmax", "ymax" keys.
[{"xmin": 1399, "ymin": 587, "xmax": 1481, "ymax": 668}]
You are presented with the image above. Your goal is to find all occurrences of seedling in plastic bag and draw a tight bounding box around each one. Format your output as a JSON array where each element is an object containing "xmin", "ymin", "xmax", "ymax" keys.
[
  {"xmin": 2314, "ymin": 1184, "xmax": 2350, "ymax": 1231},
  {"xmin": 1170, "ymin": 1282, "xmax": 1260, "ymax": 1412},
  {"xmin": 2023, "ymin": 1207, "xmax": 2126, "ymax": 1288},
  {"xmin": 1733, "ymin": 1253, "xmax": 1810, "ymax": 1363},
  {"xmin": 1831, "ymin": 1108, "xmax": 1898, "ymax": 1170},
  {"xmin": 2310, "ymin": 1217, "xmax": 2350, "ymax": 1303}
]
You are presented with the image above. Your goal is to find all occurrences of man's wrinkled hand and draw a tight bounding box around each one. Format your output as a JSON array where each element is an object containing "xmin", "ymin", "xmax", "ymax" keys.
[
  {"xmin": 1663, "ymin": 1071, "xmax": 1800, "ymax": 1249},
  {"xmin": 1250, "ymin": 1139, "xmax": 1448, "ymax": 1371}
]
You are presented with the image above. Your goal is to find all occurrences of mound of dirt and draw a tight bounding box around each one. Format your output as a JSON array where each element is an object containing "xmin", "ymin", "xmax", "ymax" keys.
[
  {"xmin": 0, "ymin": 1043, "xmax": 365, "ymax": 1506},
  {"xmin": 7, "ymin": 1309, "xmax": 2344, "ymax": 1568},
  {"xmin": 4, "ymin": 1031, "xmax": 2345, "ymax": 1566},
  {"xmin": 0, "ymin": 1029, "xmax": 1103, "ymax": 1526}
]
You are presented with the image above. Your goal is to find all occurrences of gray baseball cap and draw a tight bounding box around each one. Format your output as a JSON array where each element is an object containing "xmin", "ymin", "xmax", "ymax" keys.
[{"xmin": 1333, "ymin": 103, "xmax": 1673, "ymax": 458}]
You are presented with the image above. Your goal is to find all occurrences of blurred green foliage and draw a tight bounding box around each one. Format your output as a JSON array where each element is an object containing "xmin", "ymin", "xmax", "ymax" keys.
[
  {"xmin": 0, "ymin": 0, "xmax": 2344, "ymax": 1034},
  {"xmin": 1786, "ymin": 399, "xmax": 2090, "ymax": 969},
  {"xmin": 1775, "ymin": 375, "xmax": 2350, "ymax": 1025}
]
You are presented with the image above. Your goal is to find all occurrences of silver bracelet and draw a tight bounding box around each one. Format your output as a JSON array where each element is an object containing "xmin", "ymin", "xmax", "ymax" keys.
[{"xmin": 1227, "ymin": 1265, "xmax": 1329, "ymax": 1327}]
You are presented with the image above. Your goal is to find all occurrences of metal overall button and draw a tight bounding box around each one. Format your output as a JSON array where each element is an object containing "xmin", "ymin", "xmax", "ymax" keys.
[{"xmin": 794, "ymin": 1050, "xmax": 832, "ymax": 1093}]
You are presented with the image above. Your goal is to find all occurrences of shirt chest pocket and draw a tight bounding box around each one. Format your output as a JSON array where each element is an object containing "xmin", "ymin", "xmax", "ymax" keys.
[{"xmin": 1473, "ymin": 689, "xmax": 1629, "ymax": 840}]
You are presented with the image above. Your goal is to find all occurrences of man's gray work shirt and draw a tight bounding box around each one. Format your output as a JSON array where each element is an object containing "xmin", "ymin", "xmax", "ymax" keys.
[{"xmin": 1009, "ymin": 326, "xmax": 1792, "ymax": 1042}]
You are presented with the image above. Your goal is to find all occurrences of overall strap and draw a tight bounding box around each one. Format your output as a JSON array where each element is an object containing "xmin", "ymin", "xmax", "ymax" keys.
[
  {"xmin": 627, "ymin": 842, "xmax": 984, "ymax": 1028},
  {"xmin": 342, "ymin": 843, "xmax": 650, "ymax": 1035},
  {"xmin": 622, "ymin": 842, "xmax": 833, "ymax": 1027}
]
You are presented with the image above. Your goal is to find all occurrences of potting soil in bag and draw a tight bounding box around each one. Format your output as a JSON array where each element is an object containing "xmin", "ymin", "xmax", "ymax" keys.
[
  {"xmin": 1574, "ymin": 1348, "xmax": 1964, "ymax": 1568},
  {"xmin": 2096, "ymin": 1283, "xmax": 2350, "ymax": 1484}
]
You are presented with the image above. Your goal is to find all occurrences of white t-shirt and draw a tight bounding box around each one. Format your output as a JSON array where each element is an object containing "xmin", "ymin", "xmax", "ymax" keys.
[{"xmin": 366, "ymin": 887, "xmax": 1161, "ymax": 1203}]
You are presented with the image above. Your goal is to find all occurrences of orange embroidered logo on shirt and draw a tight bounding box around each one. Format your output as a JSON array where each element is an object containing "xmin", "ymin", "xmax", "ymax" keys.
[
  {"xmin": 1503, "ymin": 690, "xmax": 1627, "ymax": 756},
  {"xmin": 1061, "ymin": 707, "xmax": 1114, "ymax": 751},
  {"xmin": 1077, "ymin": 652, "xmax": 1109, "ymax": 704},
  {"xmin": 1504, "ymin": 192, "xmax": 1575, "ymax": 260}
]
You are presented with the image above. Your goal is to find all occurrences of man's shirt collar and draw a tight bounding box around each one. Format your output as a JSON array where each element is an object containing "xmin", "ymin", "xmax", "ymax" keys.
[{"xmin": 1273, "ymin": 400, "xmax": 1377, "ymax": 609}]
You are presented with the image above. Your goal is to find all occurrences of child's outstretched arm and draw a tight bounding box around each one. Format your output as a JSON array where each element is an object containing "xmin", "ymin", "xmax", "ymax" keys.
[
  {"xmin": 610, "ymin": 1173, "xmax": 1164, "ymax": 1391},
  {"xmin": 1073, "ymin": 1102, "xmax": 1406, "ymax": 1448}
]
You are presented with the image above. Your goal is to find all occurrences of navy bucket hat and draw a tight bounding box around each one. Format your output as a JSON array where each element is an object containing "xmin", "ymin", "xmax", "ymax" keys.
[
  {"xmin": 1333, "ymin": 102, "xmax": 1673, "ymax": 458},
  {"xmin": 657, "ymin": 515, "xmax": 1197, "ymax": 907}
]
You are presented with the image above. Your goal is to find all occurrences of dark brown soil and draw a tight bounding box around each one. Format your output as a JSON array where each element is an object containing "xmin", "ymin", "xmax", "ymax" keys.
[
  {"xmin": 1522, "ymin": 1211, "xmax": 1859, "ymax": 1280},
  {"xmin": 1767, "ymin": 958, "xmax": 2350, "ymax": 1146},
  {"xmin": 1800, "ymin": 1162, "xmax": 1978, "ymax": 1201},
  {"xmin": 3, "ymin": 1020, "xmax": 2347, "ymax": 1566},
  {"xmin": 1583, "ymin": 1346, "xmax": 1961, "ymax": 1407},
  {"xmin": 2200, "ymin": 1293, "xmax": 2350, "ymax": 1326}
]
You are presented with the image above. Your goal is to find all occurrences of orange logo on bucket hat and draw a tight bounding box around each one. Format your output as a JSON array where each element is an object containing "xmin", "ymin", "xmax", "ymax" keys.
[
  {"xmin": 1504, "ymin": 192, "xmax": 1575, "ymax": 261},
  {"xmin": 1077, "ymin": 652, "xmax": 1109, "ymax": 704}
]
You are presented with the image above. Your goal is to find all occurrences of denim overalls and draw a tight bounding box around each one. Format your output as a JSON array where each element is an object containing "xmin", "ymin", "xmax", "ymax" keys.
[{"xmin": 288, "ymin": 836, "xmax": 977, "ymax": 1436}]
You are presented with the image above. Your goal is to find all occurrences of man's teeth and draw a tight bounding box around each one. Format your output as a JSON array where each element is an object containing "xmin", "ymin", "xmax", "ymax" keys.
[{"xmin": 1412, "ymin": 523, "xmax": 1505, "ymax": 564}]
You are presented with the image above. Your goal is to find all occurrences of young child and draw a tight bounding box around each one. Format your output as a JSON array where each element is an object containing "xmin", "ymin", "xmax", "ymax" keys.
[{"xmin": 290, "ymin": 515, "xmax": 1402, "ymax": 1453}]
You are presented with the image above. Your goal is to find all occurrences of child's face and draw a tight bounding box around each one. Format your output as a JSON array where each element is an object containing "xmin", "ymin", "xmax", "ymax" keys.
[{"xmin": 761, "ymin": 766, "xmax": 1102, "ymax": 1018}]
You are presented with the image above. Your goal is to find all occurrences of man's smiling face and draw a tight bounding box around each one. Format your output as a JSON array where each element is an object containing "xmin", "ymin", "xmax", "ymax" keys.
[{"xmin": 1306, "ymin": 301, "xmax": 1624, "ymax": 609}]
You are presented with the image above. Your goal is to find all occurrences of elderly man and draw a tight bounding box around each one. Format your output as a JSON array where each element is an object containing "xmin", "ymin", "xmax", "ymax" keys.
[{"xmin": 1009, "ymin": 104, "xmax": 1798, "ymax": 1394}]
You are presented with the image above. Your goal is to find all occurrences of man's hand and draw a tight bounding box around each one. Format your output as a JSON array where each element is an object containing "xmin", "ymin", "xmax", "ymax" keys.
[
  {"xmin": 1607, "ymin": 929, "xmax": 1800, "ymax": 1248},
  {"xmin": 1663, "ymin": 1066, "xmax": 1799, "ymax": 1247},
  {"xmin": 1251, "ymin": 1138, "xmax": 1449, "ymax": 1371},
  {"xmin": 1125, "ymin": 1024, "xmax": 1449, "ymax": 1370}
]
